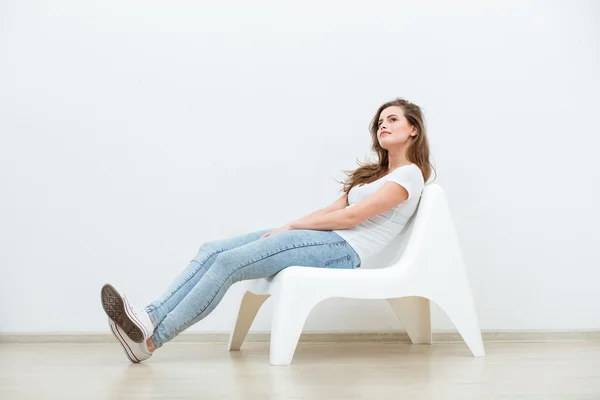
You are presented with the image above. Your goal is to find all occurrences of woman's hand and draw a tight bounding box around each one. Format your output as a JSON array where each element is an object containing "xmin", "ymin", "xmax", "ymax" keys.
[{"xmin": 260, "ymin": 224, "xmax": 293, "ymax": 239}]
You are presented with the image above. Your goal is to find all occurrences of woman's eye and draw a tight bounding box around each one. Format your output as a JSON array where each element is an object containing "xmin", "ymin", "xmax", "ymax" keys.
[{"xmin": 378, "ymin": 118, "xmax": 397, "ymax": 126}]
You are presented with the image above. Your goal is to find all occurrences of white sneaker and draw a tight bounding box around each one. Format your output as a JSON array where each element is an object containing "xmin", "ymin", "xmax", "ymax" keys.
[
  {"xmin": 101, "ymin": 283, "xmax": 155, "ymax": 343},
  {"xmin": 108, "ymin": 318, "xmax": 153, "ymax": 363}
]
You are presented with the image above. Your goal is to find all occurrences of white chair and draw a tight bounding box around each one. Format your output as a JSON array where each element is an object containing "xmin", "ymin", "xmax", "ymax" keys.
[{"xmin": 228, "ymin": 183, "xmax": 485, "ymax": 366}]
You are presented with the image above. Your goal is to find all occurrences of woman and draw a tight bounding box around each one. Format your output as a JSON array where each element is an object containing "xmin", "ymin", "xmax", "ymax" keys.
[{"xmin": 101, "ymin": 97, "xmax": 436, "ymax": 363}]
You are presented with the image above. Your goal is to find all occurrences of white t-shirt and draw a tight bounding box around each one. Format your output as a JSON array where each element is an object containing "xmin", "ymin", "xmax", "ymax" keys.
[{"xmin": 333, "ymin": 164, "xmax": 425, "ymax": 266}]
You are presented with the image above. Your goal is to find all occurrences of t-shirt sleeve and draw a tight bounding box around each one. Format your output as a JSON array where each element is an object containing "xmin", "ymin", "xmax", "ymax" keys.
[{"xmin": 387, "ymin": 166, "xmax": 425, "ymax": 201}]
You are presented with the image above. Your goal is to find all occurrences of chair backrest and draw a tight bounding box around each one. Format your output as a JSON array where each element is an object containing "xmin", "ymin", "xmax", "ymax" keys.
[{"xmin": 359, "ymin": 183, "xmax": 445, "ymax": 270}]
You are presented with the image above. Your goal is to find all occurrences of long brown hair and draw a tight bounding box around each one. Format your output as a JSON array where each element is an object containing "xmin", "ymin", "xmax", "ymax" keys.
[{"xmin": 336, "ymin": 97, "xmax": 436, "ymax": 195}]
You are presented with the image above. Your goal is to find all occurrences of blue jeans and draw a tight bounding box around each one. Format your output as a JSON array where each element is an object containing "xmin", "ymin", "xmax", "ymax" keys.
[{"xmin": 144, "ymin": 227, "xmax": 361, "ymax": 348}]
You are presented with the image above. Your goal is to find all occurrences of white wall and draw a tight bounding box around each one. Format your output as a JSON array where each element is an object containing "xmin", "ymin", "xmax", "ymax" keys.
[{"xmin": 1, "ymin": 0, "xmax": 599, "ymax": 334}]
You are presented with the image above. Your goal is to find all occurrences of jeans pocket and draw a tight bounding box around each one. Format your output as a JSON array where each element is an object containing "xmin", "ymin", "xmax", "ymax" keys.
[{"xmin": 324, "ymin": 254, "xmax": 352, "ymax": 268}]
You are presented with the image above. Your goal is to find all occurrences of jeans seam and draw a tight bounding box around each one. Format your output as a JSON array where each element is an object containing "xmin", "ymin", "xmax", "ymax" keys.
[
  {"xmin": 175, "ymin": 240, "xmax": 339, "ymax": 333},
  {"xmin": 151, "ymin": 247, "xmax": 229, "ymax": 310},
  {"xmin": 325, "ymin": 254, "xmax": 351, "ymax": 266}
]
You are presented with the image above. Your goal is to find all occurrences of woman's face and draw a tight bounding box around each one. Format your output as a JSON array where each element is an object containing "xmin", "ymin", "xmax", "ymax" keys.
[{"xmin": 377, "ymin": 106, "xmax": 416, "ymax": 148}]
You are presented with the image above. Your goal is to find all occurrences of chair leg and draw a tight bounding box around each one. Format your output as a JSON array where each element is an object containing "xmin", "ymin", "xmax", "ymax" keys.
[
  {"xmin": 269, "ymin": 292, "xmax": 321, "ymax": 366},
  {"xmin": 228, "ymin": 291, "xmax": 270, "ymax": 351},
  {"xmin": 433, "ymin": 288, "xmax": 485, "ymax": 357},
  {"xmin": 387, "ymin": 296, "xmax": 432, "ymax": 344}
]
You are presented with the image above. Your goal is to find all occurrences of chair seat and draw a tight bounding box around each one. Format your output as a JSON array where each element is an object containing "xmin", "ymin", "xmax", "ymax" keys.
[{"xmin": 243, "ymin": 265, "xmax": 412, "ymax": 298}]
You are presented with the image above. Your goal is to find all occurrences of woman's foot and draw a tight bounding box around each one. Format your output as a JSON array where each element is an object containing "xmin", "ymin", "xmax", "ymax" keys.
[
  {"xmin": 146, "ymin": 337, "xmax": 156, "ymax": 353},
  {"xmin": 108, "ymin": 318, "xmax": 154, "ymax": 363},
  {"xmin": 101, "ymin": 283, "xmax": 155, "ymax": 343}
]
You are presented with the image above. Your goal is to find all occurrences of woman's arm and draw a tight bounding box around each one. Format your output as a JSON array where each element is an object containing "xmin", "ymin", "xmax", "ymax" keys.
[
  {"xmin": 286, "ymin": 193, "xmax": 354, "ymax": 230},
  {"xmin": 288, "ymin": 208, "xmax": 354, "ymax": 230}
]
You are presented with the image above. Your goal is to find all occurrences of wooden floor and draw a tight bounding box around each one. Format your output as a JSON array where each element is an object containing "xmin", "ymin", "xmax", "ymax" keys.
[{"xmin": 1, "ymin": 341, "xmax": 599, "ymax": 399}]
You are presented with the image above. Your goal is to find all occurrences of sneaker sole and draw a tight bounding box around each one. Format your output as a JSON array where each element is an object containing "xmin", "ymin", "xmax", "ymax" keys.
[{"xmin": 101, "ymin": 284, "xmax": 145, "ymax": 343}]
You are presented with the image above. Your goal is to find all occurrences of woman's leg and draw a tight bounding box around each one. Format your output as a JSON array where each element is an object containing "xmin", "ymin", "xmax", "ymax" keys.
[
  {"xmin": 144, "ymin": 227, "xmax": 274, "ymax": 329},
  {"xmin": 150, "ymin": 229, "xmax": 361, "ymax": 349}
]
